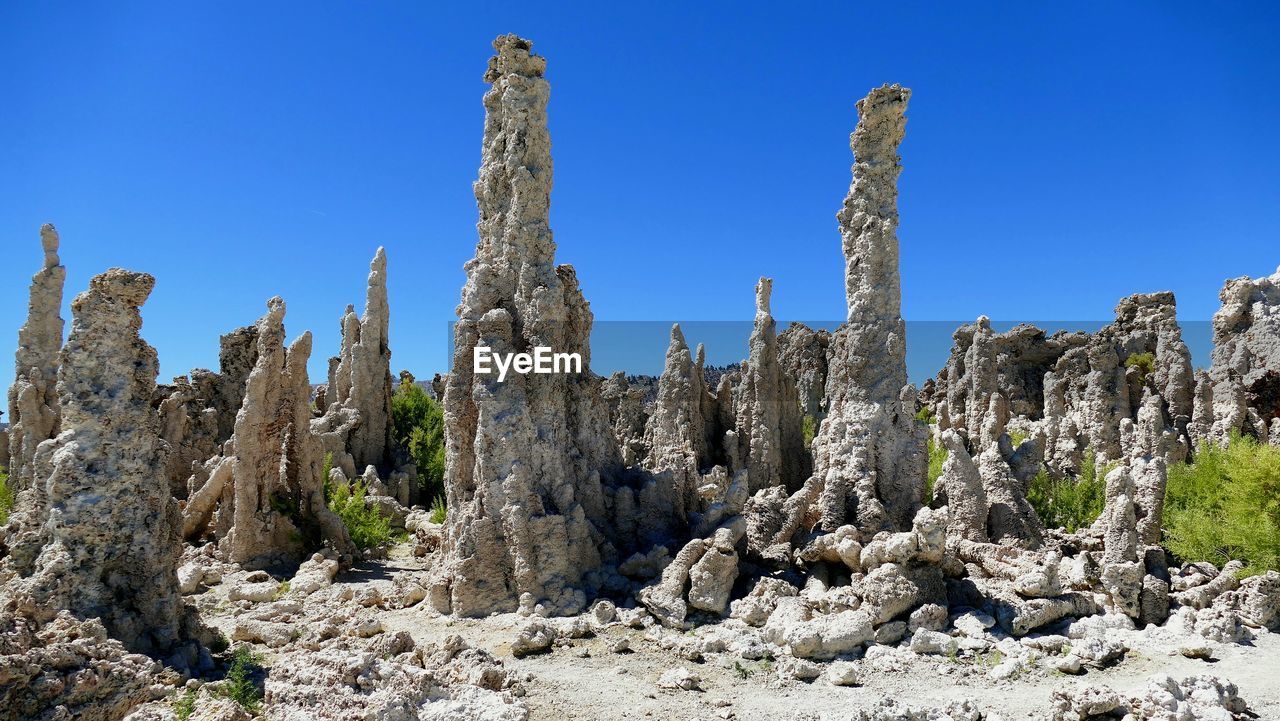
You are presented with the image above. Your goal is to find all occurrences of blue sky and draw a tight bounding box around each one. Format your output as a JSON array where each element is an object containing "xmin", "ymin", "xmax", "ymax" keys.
[{"xmin": 2, "ymin": 2, "xmax": 1277, "ymax": 383}]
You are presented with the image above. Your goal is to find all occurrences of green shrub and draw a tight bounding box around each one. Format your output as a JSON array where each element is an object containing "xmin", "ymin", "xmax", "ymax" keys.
[
  {"xmin": 915, "ymin": 405, "xmax": 936, "ymax": 424},
  {"xmin": 174, "ymin": 689, "xmax": 196, "ymax": 721},
  {"xmin": 1027, "ymin": 451, "xmax": 1108, "ymax": 532},
  {"xmin": 925, "ymin": 436, "xmax": 947, "ymax": 504},
  {"xmin": 217, "ymin": 646, "xmax": 263, "ymax": 714},
  {"xmin": 321, "ymin": 452, "xmax": 334, "ymax": 495},
  {"xmin": 801, "ymin": 415, "xmax": 817, "ymax": 448},
  {"xmin": 272, "ymin": 581, "xmax": 290, "ymax": 600},
  {"xmin": 391, "ymin": 382, "xmax": 445, "ymax": 500},
  {"xmin": 429, "ymin": 494, "xmax": 447, "ymax": 524},
  {"xmin": 1164, "ymin": 435, "xmax": 1280, "ymax": 576},
  {"xmin": 1125, "ymin": 352, "xmax": 1156, "ymax": 384},
  {"xmin": 327, "ymin": 477, "xmax": 394, "ymax": 549},
  {"xmin": 209, "ymin": 632, "xmax": 229, "ymax": 654},
  {"xmin": 0, "ymin": 470, "xmax": 12, "ymax": 525}
]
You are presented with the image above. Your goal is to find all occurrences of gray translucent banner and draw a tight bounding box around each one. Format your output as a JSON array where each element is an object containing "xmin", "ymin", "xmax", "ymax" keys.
[{"xmin": 450, "ymin": 320, "xmax": 1214, "ymax": 384}]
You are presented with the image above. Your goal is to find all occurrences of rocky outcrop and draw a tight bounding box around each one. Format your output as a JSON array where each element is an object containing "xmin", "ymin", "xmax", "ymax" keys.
[
  {"xmin": 0, "ymin": 608, "xmax": 161, "ymax": 721},
  {"xmin": 930, "ymin": 429, "xmax": 988, "ymax": 543},
  {"xmin": 1049, "ymin": 292, "xmax": 1194, "ymax": 466},
  {"xmin": 185, "ymin": 298, "xmax": 354, "ymax": 568},
  {"xmin": 735, "ymin": 278, "xmax": 807, "ymax": 492},
  {"xmin": 1050, "ymin": 674, "xmax": 1251, "ymax": 721},
  {"xmin": 641, "ymin": 325, "xmax": 711, "ymax": 532},
  {"xmin": 344, "ymin": 248, "xmax": 395, "ymax": 471},
  {"xmin": 808, "ymin": 84, "xmax": 927, "ymax": 535},
  {"xmin": 156, "ymin": 324, "xmax": 259, "ymax": 500},
  {"xmin": 6, "ymin": 224, "xmax": 65, "ymax": 494},
  {"xmin": 1206, "ymin": 267, "xmax": 1280, "ymax": 444},
  {"xmin": 313, "ymin": 248, "xmax": 395, "ymax": 488},
  {"xmin": 928, "ymin": 321, "xmax": 1087, "ymax": 429},
  {"xmin": 429, "ymin": 35, "xmax": 621, "ymax": 618},
  {"xmin": 778, "ymin": 322, "xmax": 829, "ymax": 425},
  {"xmin": 1, "ymin": 270, "xmax": 187, "ymax": 657},
  {"xmin": 926, "ymin": 293, "xmax": 1193, "ymax": 471},
  {"xmin": 602, "ymin": 371, "xmax": 648, "ymax": 465}
]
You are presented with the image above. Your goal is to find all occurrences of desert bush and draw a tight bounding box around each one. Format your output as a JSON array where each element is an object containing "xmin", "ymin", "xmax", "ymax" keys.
[
  {"xmin": 173, "ymin": 689, "xmax": 196, "ymax": 721},
  {"xmin": 801, "ymin": 415, "xmax": 816, "ymax": 448},
  {"xmin": 327, "ymin": 477, "xmax": 393, "ymax": 549},
  {"xmin": 391, "ymin": 382, "xmax": 445, "ymax": 502},
  {"xmin": 217, "ymin": 646, "xmax": 264, "ymax": 714},
  {"xmin": 1125, "ymin": 352, "xmax": 1156, "ymax": 384},
  {"xmin": 0, "ymin": 470, "xmax": 12, "ymax": 525},
  {"xmin": 1164, "ymin": 434, "xmax": 1280, "ymax": 576},
  {"xmin": 1028, "ymin": 451, "xmax": 1108, "ymax": 532},
  {"xmin": 429, "ymin": 494, "xmax": 447, "ymax": 524},
  {"xmin": 925, "ymin": 436, "xmax": 947, "ymax": 504}
]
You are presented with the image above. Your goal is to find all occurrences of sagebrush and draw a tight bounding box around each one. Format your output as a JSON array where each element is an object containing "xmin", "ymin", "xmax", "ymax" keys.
[
  {"xmin": 1028, "ymin": 451, "xmax": 1108, "ymax": 533},
  {"xmin": 391, "ymin": 382, "xmax": 445, "ymax": 503},
  {"xmin": 327, "ymin": 477, "xmax": 394, "ymax": 549},
  {"xmin": 0, "ymin": 469, "xmax": 12, "ymax": 525},
  {"xmin": 1164, "ymin": 434, "xmax": 1280, "ymax": 576}
]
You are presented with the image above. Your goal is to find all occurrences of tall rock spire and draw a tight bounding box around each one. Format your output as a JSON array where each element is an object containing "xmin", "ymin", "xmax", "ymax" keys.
[
  {"xmin": 2, "ymin": 269, "xmax": 185, "ymax": 655},
  {"xmin": 736, "ymin": 278, "xmax": 806, "ymax": 492},
  {"xmin": 6, "ymin": 224, "xmax": 65, "ymax": 491},
  {"xmin": 346, "ymin": 247, "xmax": 394, "ymax": 471},
  {"xmin": 810, "ymin": 85, "xmax": 926, "ymax": 534},
  {"xmin": 430, "ymin": 35, "xmax": 620, "ymax": 617}
]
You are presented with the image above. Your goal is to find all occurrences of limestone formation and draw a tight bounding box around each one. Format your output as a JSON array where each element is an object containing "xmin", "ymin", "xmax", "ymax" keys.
[
  {"xmin": 930, "ymin": 321, "xmax": 1086, "ymax": 428},
  {"xmin": 975, "ymin": 394, "xmax": 1045, "ymax": 549},
  {"xmin": 1099, "ymin": 466, "xmax": 1142, "ymax": 618},
  {"xmin": 345, "ymin": 248, "xmax": 395, "ymax": 471},
  {"xmin": 1, "ymin": 270, "xmax": 186, "ymax": 656},
  {"xmin": 0, "ymin": 609, "xmax": 161, "ymax": 721},
  {"xmin": 641, "ymin": 325, "xmax": 711, "ymax": 535},
  {"xmin": 184, "ymin": 298, "xmax": 354, "ymax": 568},
  {"xmin": 735, "ymin": 278, "xmax": 807, "ymax": 492},
  {"xmin": 778, "ymin": 322, "xmax": 829, "ymax": 424},
  {"xmin": 429, "ymin": 35, "xmax": 621, "ymax": 617},
  {"xmin": 601, "ymin": 371, "xmax": 648, "ymax": 465},
  {"xmin": 930, "ymin": 430, "xmax": 988, "ymax": 543},
  {"xmin": 155, "ymin": 324, "xmax": 258, "ymax": 499},
  {"xmin": 1052, "ymin": 292, "xmax": 1194, "ymax": 466},
  {"xmin": 1206, "ymin": 267, "xmax": 1280, "ymax": 444},
  {"xmin": 809, "ymin": 84, "xmax": 927, "ymax": 535},
  {"xmin": 927, "ymin": 293, "xmax": 1193, "ymax": 470},
  {"xmin": 6, "ymin": 224, "xmax": 65, "ymax": 493}
]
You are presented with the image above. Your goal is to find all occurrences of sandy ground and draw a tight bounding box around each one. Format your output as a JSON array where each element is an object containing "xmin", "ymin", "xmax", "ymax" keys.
[{"xmin": 200, "ymin": 552, "xmax": 1280, "ymax": 721}]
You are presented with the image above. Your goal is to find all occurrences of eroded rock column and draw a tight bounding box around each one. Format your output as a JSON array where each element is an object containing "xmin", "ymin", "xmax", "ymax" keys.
[
  {"xmin": 6, "ymin": 224, "xmax": 65, "ymax": 491},
  {"xmin": 347, "ymin": 248, "xmax": 394, "ymax": 471},
  {"xmin": 810, "ymin": 84, "xmax": 927, "ymax": 534},
  {"xmin": 430, "ymin": 35, "xmax": 621, "ymax": 617},
  {"xmin": 2, "ymin": 270, "xmax": 184, "ymax": 655}
]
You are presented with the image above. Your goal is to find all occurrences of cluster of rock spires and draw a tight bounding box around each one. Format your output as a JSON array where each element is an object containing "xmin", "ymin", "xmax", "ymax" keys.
[
  {"xmin": 1, "ymin": 32, "xmax": 1278, "ymax": 721},
  {"xmin": 425, "ymin": 32, "xmax": 1277, "ymax": 720},
  {"xmin": 0, "ymin": 222, "xmax": 415, "ymax": 716}
]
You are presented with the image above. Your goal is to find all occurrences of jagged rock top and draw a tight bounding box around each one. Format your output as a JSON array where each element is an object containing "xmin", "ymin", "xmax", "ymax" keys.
[
  {"xmin": 483, "ymin": 34, "xmax": 546, "ymax": 82},
  {"xmin": 84, "ymin": 267, "xmax": 156, "ymax": 307},
  {"xmin": 840, "ymin": 83, "xmax": 909, "ymax": 327},
  {"xmin": 39, "ymin": 223, "xmax": 60, "ymax": 269}
]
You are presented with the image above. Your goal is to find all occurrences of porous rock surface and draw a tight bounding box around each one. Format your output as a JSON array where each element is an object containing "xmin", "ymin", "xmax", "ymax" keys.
[
  {"xmin": 1, "ymin": 270, "xmax": 187, "ymax": 657},
  {"xmin": 5, "ymin": 224, "xmax": 65, "ymax": 495},
  {"xmin": 184, "ymin": 298, "xmax": 355, "ymax": 569},
  {"xmin": 1205, "ymin": 267, "xmax": 1280, "ymax": 445},
  {"xmin": 428, "ymin": 35, "xmax": 622, "ymax": 618}
]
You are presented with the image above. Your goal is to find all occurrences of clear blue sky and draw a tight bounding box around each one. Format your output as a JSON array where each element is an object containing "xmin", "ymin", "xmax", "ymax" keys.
[{"xmin": 2, "ymin": 2, "xmax": 1278, "ymax": 383}]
